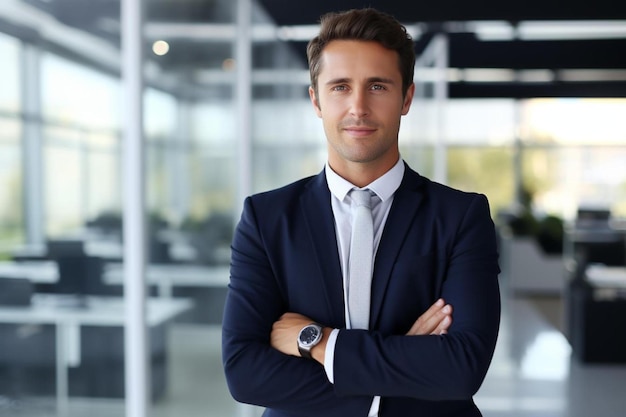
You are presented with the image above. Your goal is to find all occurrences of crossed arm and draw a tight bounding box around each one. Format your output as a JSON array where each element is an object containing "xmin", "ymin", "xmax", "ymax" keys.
[
  {"xmin": 223, "ymin": 193, "xmax": 500, "ymax": 410},
  {"xmin": 270, "ymin": 298, "xmax": 454, "ymax": 364}
]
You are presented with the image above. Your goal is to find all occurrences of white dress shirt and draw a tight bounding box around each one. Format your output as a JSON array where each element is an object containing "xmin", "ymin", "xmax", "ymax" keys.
[{"xmin": 323, "ymin": 158, "xmax": 405, "ymax": 417}]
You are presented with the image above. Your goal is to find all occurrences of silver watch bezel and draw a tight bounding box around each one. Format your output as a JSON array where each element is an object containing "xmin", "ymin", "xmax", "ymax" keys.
[{"xmin": 297, "ymin": 323, "xmax": 323, "ymax": 358}]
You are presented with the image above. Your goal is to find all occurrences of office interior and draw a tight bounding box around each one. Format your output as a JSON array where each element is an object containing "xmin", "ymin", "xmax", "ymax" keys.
[{"xmin": 1, "ymin": 0, "xmax": 626, "ymax": 416}]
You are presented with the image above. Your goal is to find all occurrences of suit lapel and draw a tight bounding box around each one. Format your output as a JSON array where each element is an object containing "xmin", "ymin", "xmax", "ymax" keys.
[
  {"xmin": 300, "ymin": 171, "xmax": 346, "ymax": 326},
  {"xmin": 370, "ymin": 166, "xmax": 427, "ymax": 328}
]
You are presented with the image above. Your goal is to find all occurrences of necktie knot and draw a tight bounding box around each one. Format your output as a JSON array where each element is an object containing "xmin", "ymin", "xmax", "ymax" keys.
[{"xmin": 351, "ymin": 189, "xmax": 372, "ymax": 209}]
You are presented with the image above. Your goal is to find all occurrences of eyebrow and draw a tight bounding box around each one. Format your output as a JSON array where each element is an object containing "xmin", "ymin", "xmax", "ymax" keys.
[{"xmin": 325, "ymin": 77, "xmax": 396, "ymax": 86}]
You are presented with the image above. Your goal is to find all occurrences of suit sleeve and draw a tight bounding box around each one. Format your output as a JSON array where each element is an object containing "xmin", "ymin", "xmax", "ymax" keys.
[
  {"xmin": 221, "ymin": 197, "xmax": 372, "ymax": 414},
  {"xmin": 332, "ymin": 193, "xmax": 501, "ymax": 400}
]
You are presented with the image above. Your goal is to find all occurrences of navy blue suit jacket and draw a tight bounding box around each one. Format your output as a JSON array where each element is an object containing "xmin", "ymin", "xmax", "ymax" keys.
[{"xmin": 222, "ymin": 164, "xmax": 501, "ymax": 417}]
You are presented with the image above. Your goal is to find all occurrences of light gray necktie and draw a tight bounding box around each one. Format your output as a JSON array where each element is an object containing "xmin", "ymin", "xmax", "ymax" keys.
[{"xmin": 348, "ymin": 189, "xmax": 374, "ymax": 330}]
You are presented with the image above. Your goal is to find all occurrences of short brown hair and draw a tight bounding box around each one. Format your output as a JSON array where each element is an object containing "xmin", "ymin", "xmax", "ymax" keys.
[{"xmin": 306, "ymin": 8, "xmax": 415, "ymax": 98}]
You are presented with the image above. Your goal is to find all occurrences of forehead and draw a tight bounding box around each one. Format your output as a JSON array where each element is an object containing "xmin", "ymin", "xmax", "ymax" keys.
[{"xmin": 318, "ymin": 40, "xmax": 402, "ymax": 80}]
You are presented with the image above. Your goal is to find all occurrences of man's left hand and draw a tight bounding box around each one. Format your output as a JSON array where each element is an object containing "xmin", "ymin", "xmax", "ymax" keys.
[{"xmin": 271, "ymin": 312, "xmax": 315, "ymax": 357}]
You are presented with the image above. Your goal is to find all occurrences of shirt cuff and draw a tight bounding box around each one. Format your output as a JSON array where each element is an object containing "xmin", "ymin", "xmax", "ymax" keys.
[{"xmin": 323, "ymin": 328, "xmax": 340, "ymax": 383}]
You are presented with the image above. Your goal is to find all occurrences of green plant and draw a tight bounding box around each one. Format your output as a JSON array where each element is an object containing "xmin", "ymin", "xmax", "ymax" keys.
[
  {"xmin": 508, "ymin": 210, "xmax": 538, "ymax": 237},
  {"xmin": 536, "ymin": 215, "xmax": 564, "ymax": 255}
]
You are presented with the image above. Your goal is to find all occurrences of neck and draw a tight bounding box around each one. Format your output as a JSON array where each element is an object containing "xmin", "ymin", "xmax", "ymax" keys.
[{"xmin": 328, "ymin": 156, "xmax": 399, "ymax": 188}]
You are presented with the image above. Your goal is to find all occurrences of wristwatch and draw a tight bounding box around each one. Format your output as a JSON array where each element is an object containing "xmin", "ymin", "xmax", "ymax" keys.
[{"xmin": 297, "ymin": 323, "xmax": 324, "ymax": 359}]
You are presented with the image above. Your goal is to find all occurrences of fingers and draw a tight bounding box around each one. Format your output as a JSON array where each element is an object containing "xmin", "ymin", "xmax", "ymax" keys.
[
  {"xmin": 406, "ymin": 299, "xmax": 442, "ymax": 335},
  {"xmin": 406, "ymin": 298, "xmax": 453, "ymax": 336},
  {"xmin": 433, "ymin": 314, "xmax": 452, "ymax": 335}
]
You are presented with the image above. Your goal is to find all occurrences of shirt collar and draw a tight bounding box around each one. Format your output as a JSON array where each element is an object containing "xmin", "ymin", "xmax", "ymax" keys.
[{"xmin": 325, "ymin": 158, "xmax": 405, "ymax": 203}]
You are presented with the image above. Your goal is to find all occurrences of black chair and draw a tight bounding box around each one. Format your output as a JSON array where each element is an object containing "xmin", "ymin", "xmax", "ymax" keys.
[
  {"xmin": 566, "ymin": 239, "xmax": 626, "ymax": 363},
  {"xmin": 0, "ymin": 277, "xmax": 33, "ymax": 306},
  {"xmin": 0, "ymin": 278, "xmax": 55, "ymax": 397}
]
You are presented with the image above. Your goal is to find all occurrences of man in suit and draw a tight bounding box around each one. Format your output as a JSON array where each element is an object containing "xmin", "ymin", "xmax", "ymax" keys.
[{"xmin": 222, "ymin": 8, "xmax": 501, "ymax": 417}]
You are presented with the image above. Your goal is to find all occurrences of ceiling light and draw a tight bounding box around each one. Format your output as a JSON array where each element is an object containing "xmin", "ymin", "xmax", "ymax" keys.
[
  {"xmin": 467, "ymin": 20, "xmax": 626, "ymax": 41},
  {"xmin": 152, "ymin": 40, "xmax": 169, "ymax": 56},
  {"xmin": 519, "ymin": 20, "xmax": 626, "ymax": 40},
  {"xmin": 516, "ymin": 70, "xmax": 555, "ymax": 83},
  {"xmin": 463, "ymin": 69, "xmax": 516, "ymax": 83},
  {"xmin": 557, "ymin": 69, "xmax": 626, "ymax": 82},
  {"xmin": 275, "ymin": 25, "xmax": 320, "ymax": 41},
  {"xmin": 468, "ymin": 21, "xmax": 516, "ymax": 41}
]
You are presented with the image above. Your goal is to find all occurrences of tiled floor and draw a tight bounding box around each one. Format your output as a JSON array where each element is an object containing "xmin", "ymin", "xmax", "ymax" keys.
[{"xmin": 2, "ymin": 288, "xmax": 626, "ymax": 417}]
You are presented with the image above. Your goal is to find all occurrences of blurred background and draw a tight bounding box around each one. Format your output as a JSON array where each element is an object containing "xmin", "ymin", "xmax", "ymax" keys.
[{"xmin": 0, "ymin": 0, "xmax": 625, "ymax": 416}]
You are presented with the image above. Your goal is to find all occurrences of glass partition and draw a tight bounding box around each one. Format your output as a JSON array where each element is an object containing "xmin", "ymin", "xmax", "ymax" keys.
[
  {"xmin": 0, "ymin": 0, "xmax": 241, "ymax": 411},
  {"xmin": 0, "ymin": 117, "xmax": 22, "ymax": 252},
  {"xmin": 0, "ymin": 33, "xmax": 23, "ymax": 251},
  {"xmin": 0, "ymin": 32, "xmax": 20, "ymax": 112},
  {"xmin": 519, "ymin": 98, "xmax": 626, "ymax": 219}
]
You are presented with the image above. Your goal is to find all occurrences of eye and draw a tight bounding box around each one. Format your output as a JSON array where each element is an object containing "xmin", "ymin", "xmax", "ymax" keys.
[
  {"xmin": 331, "ymin": 85, "xmax": 348, "ymax": 92},
  {"xmin": 371, "ymin": 84, "xmax": 386, "ymax": 91}
]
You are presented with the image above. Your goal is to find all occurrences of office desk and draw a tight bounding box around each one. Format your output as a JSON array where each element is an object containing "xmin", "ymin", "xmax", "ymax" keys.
[
  {"xmin": 0, "ymin": 260, "xmax": 58, "ymax": 283},
  {"xmin": 103, "ymin": 263, "xmax": 229, "ymax": 297},
  {"xmin": 12, "ymin": 236, "xmax": 197, "ymax": 263},
  {"xmin": 12, "ymin": 240, "xmax": 124, "ymax": 261},
  {"xmin": 0, "ymin": 294, "xmax": 192, "ymax": 415},
  {"xmin": 0, "ymin": 260, "xmax": 230, "ymax": 295},
  {"xmin": 563, "ymin": 227, "xmax": 626, "ymax": 267},
  {"xmin": 0, "ymin": 260, "xmax": 227, "ymax": 322}
]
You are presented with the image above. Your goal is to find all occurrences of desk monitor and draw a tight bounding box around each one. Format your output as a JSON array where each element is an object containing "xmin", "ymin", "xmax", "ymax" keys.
[
  {"xmin": 576, "ymin": 207, "xmax": 611, "ymax": 229},
  {"xmin": 46, "ymin": 239, "xmax": 85, "ymax": 258},
  {"xmin": 0, "ymin": 277, "xmax": 33, "ymax": 306},
  {"xmin": 45, "ymin": 239, "xmax": 104, "ymax": 301},
  {"xmin": 575, "ymin": 236, "xmax": 626, "ymax": 267}
]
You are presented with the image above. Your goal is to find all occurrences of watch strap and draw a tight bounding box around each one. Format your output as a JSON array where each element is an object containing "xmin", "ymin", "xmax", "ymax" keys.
[{"xmin": 298, "ymin": 343, "xmax": 313, "ymax": 359}]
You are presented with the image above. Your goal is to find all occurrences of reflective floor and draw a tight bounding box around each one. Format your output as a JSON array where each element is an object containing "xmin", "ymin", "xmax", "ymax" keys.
[
  {"xmin": 476, "ymin": 293, "xmax": 626, "ymax": 417},
  {"xmin": 2, "ymin": 285, "xmax": 626, "ymax": 417}
]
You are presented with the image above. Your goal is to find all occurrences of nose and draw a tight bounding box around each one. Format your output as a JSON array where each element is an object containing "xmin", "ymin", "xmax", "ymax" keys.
[{"xmin": 349, "ymin": 89, "xmax": 369, "ymax": 118}]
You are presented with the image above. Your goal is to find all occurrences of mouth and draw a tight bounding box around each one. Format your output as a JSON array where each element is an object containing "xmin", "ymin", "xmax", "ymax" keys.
[{"xmin": 343, "ymin": 127, "xmax": 377, "ymax": 137}]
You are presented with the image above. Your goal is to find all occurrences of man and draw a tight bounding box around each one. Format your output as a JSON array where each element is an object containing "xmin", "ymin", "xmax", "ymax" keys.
[{"xmin": 222, "ymin": 8, "xmax": 500, "ymax": 417}]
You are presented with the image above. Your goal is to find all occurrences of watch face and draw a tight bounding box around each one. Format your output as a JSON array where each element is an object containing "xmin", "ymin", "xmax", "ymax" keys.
[{"xmin": 299, "ymin": 326, "xmax": 320, "ymax": 346}]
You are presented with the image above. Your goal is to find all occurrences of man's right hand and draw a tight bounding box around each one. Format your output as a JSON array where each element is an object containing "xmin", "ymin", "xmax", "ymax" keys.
[{"xmin": 406, "ymin": 298, "xmax": 453, "ymax": 336}]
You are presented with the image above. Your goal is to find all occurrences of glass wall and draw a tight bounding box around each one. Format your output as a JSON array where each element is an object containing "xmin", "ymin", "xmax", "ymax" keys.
[
  {"xmin": 407, "ymin": 98, "xmax": 515, "ymax": 214},
  {"xmin": 519, "ymin": 98, "xmax": 626, "ymax": 219},
  {"xmin": 0, "ymin": 117, "xmax": 22, "ymax": 252},
  {"xmin": 0, "ymin": 0, "xmax": 239, "ymax": 414},
  {"xmin": 0, "ymin": 33, "xmax": 22, "ymax": 251},
  {"xmin": 252, "ymin": 99, "xmax": 326, "ymax": 191},
  {"xmin": 40, "ymin": 53, "xmax": 122, "ymax": 236}
]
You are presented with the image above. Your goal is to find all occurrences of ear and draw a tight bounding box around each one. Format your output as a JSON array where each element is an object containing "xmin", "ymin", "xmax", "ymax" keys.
[
  {"xmin": 401, "ymin": 83, "xmax": 415, "ymax": 115},
  {"xmin": 309, "ymin": 86, "xmax": 322, "ymax": 118}
]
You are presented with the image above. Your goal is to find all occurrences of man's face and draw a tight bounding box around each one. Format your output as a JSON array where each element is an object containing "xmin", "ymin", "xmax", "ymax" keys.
[{"xmin": 309, "ymin": 40, "xmax": 414, "ymax": 175}]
